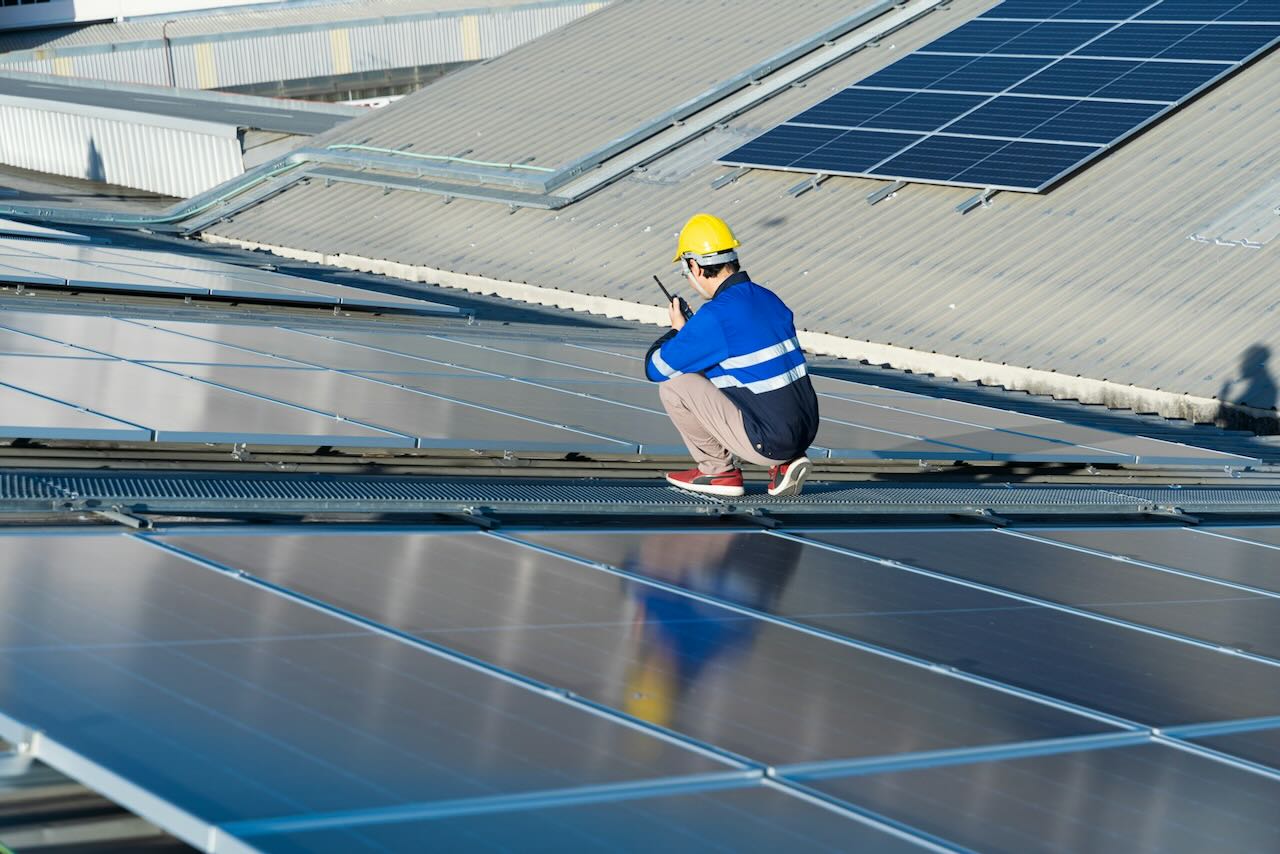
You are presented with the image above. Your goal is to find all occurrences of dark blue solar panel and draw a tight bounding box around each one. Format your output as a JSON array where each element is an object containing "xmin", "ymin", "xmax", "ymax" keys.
[
  {"xmin": 723, "ymin": 126, "xmax": 918, "ymax": 173},
  {"xmin": 785, "ymin": 130, "xmax": 921, "ymax": 173},
  {"xmin": 1012, "ymin": 57, "xmax": 1226, "ymax": 100},
  {"xmin": 718, "ymin": 0, "xmax": 1280, "ymax": 191},
  {"xmin": 948, "ymin": 96, "xmax": 1165, "ymax": 144},
  {"xmin": 255, "ymin": 786, "xmax": 924, "ymax": 854},
  {"xmin": 810, "ymin": 743, "xmax": 1280, "ymax": 854},
  {"xmin": 1082, "ymin": 22, "xmax": 1280, "ymax": 61},
  {"xmin": 1140, "ymin": 1, "xmax": 1280, "ymax": 23},
  {"xmin": 923, "ymin": 19, "xmax": 1113, "ymax": 55},
  {"xmin": 859, "ymin": 54, "xmax": 1053, "ymax": 92},
  {"xmin": 792, "ymin": 89, "xmax": 987, "ymax": 131},
  {"xmin": 982, "ymin": 0, "xmax": 1154, "ymax": 20},
  {"xmin": 1190, "ymin": 726, "xmax": 1280, "ymax": 772},
  {"xmin": 872, "ymin": 136, "xmax": 1091, "ymax": 188}
]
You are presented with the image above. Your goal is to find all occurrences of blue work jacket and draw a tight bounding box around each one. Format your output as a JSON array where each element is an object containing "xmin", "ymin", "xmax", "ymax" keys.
[{"xmin": 645, "ymin": 271, "xmax": 820, "ymax": 461}]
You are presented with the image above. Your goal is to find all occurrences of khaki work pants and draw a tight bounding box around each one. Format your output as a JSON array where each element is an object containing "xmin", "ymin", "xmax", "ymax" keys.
[{"xmin": 659, "ymin": 373, "xmax": 787, "ymax": 474}]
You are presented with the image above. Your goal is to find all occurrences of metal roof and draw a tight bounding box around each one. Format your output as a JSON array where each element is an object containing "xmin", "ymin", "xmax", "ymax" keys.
[
  {"xmin": 303, "ymin": 0, "xmax": 893, "ymax": 173},
  {"xmin": 198, "ymin": 0, "xmax": 1280, "ymax": 420}
]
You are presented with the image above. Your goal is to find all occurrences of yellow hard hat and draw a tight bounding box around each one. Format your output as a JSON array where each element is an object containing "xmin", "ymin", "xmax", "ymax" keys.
[{"xmin": 672, "ymin": 213, "xmax": 741, "ymax": 264}]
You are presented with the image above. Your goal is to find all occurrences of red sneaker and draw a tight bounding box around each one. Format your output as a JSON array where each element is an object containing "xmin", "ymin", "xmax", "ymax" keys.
[
  {"xmin": 767, "ymin": 456, "xmax": 812, "ymax": 497},
  {"xmin": 664, "ymin": 467, "xmax": 745, "ymax": 497}
]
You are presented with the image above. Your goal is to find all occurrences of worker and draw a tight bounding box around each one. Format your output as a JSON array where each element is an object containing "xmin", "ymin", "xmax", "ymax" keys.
[{"xmin": 645, "ymin": 213, "xmax": 819, "ymax": 497}]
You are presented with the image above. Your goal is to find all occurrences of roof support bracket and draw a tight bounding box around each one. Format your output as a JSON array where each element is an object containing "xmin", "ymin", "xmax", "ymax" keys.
[
  {"xmin": 948, "ymin": 507, "xmax": 1010, "ymax": 528},
  {"xmin": 710, "ymin": 167, "xmax": 750, "ymax": 190},
  {"xmin": 1142, "ymin": 506, "xmax": 1200, "ymax": 525},
  {"xmin": 788, "ymin": 173, "xmax": 829, "ymax": 198},
  {"xmin": 725, "ymin": 507, "xmax": 782, "ymax": 529},
  {"xmin": 956, "ymin": 188, "xmax": 998, "ymax": 214},
  {"xmin": 867, "ymin": 180, "xmax": 906, "ymax": 206},
  {"xmin": 88, "ymin": 505, "xmax": 154, "ymax": 530},
  {"xmin": 442, "ymin": 508, "xmax": 500, "ymax": 529}
]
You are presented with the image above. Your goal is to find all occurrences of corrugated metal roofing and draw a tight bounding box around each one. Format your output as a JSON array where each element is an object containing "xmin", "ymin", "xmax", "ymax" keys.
[
  {"xmin": 201, "ymin": 0, "xmax": 1278, "ymax": 411},
  {"xmin": 305, "ymin": 0, "xmax": 882, "ymax": 171}
]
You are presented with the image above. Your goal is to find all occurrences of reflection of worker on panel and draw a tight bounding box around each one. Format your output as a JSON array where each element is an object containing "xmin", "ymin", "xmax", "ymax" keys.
[{"xmin": 623, "ymin": 533, "xmax": 802, "ymax": 728}]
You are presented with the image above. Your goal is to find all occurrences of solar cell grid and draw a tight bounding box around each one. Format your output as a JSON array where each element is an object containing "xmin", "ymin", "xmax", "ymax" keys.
[
  {"xmin": 946, "ymin": 96, "xmax": 1165, "ymax": 143},
  {"xmin": 804, "ymin": 529, "xmax": 1280, "ymax": 659},
  {"xmin": 518, "ymin": 530, "xmax": 1280, "ymax": 725},
  {"xmin": 245, "ymin": 785, "xmax": 920, "ymax": 854},
  {"xmin": 720, "ymin": 0, "xmax": 1280, "ymax": 191},
  {"xmin": 1190, "ymin": 725, "xmax": 1280, "ymax": 773},
  {"xmin": 810, "ymin": 743, "xmax": 1280, "ymax": 854},
  {"xmin": 1080, "ymin": 21, "xmax": 1280, "ymax": 61},
  {"xmin": 792, "ymin": 89, "xmax": 988, "ymax": 131},
  {"xmin": 858, "ymin": 53, "xmax": 1055, "ymax": 92},
  {"xmin": 1139, "ymin": 0, "xmax": 1280, "ymax": 22},
  {"xmin": 981, "ymin": 0, "xmax": 1156, "ymax": 20},
  {"xmin": 0, "ymin": 534, "xmax": 727, "ymax": 826},
  {"xmin": 923, "ymin": 18, "xmax": 1114, "ymax": 55},
  {"xmin": 167, "ymin": 529, "xmax": 1116, "ymax": 765}
]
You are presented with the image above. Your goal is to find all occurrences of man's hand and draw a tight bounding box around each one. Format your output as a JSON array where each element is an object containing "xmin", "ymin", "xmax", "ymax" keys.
[{"xmin": 668, "ymin": 297, "xmax": 687, "ymax": 331}]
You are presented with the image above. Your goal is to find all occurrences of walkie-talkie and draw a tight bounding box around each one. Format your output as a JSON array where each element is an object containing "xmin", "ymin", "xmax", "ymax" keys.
[{"xmin": 654, "ymin": 275, "xmax": 693, "ymax": 321}]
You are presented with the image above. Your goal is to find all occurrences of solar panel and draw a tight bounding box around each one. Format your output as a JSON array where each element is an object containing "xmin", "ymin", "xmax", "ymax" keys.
[
  {"xmin": 0, "ymin": 534, "xmax": 727, "ymax": 841},
  {"xmin": 805, "ymin": 529, "xmax": 1280, "ymax": 659},
  {"xmin": 162, "ymin": 363, "xmax": 638, "ymax": 453},
  {"xmin": 5, "ymin": 522, "xmax": 1280, "ymax": 850},
  {"xmin": 0, "ymin": 384, "xmax": 148, "ymax": 441},
  {"xmin": 719, "ymin": 0, "xmax": 1280, "ymax": 191},
  {"xmin": 808, "ymin": 742, "xmax": 1280, "ymax": 854},
  {"xmin": 243, "ymin": 785, "xmax": 922, "ymax": 853},
  {"xmin": 1189, "ymin": 725, "xmax": 1280, "ymax": 772},
  {"xmin": 1031, "ymin": 526, "xmax": 1280, "ymax": 593},
  {"xmin": 166, "ymin": 530, "xmax": 1112, "ymax": 765},
  {"xmin": 517, "ymin": 530, "xmax": 1280, "ymax": 726},
  {"xmin": 0, "ymin": 355, "xmax": 410, "ymax": 446},
  {"xmin": 0, "ymin": 238, "xmax": 455, "ymax": 313}
]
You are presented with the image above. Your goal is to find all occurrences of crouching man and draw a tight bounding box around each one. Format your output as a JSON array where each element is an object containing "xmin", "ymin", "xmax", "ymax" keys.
[{"xmin": 646, "ymin": 213, "xmax": 819, "ymax": 497}]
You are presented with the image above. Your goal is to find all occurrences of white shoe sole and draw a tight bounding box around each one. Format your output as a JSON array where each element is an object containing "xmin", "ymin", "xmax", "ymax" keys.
[
  {"xmin": 665, "ymin": 474, "xmax": 745, "ymax": 497},
  {"xmin": 767, "ymin": 458, "xmax": 812, "ymax": 497}
]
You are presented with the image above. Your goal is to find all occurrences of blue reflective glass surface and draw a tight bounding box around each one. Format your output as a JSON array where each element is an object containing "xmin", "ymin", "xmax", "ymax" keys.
[
  {"xmin": 811, "ymin": 743, "xmax": 1280, "ymax": 854},
  {"xmin": 923, "ymin": 19, "xmax": 1112, "ymax": 55},
  {"xmin": 516, "ymin": 530, "xmax": 1280, "ymax": 726},
  {"xmin": 875, "ymin": 135, "xmax": 1090, "ymax": 188},
  {"xmin": 0, "ymin": 533, "xmax": 724, "ymax": 824},
  {"xmin": 1032, "ymin": 526, "xmax": 1280, "ymax": 595},
  {"xmin": 250, "ymin": 785, "xmax": 918, "ymax": 854},
  {"xmin": 722, "ymin": 127, "xmax": 918, "ymax": 173},
  {"xmin": 982, "ymin": 0, "xmax": 1154, "ymax": 20},
  {"xmin": 1191, "ymin": 726, "xmax": 1280, "ymax": 772},
  {"xmin": 807, "ymin": 529, "xmax": 1280, "ymax": 660},
  {"xmin": 1082, "ymin": 22, "xmax": 1280, "ymax": 61},
  {"xmin": 947, "ymin": 96, "xmax": 1164, "ymax": 142},
  {"xmin": 166, "ymin": 530, "xmax": 1111, "ymax": 765},
  {"xmin": 792, "ymin": 88, "xmax": 987, "ymax": 131},
  {"xmin": 1012, "ymin": 57, "xmax": 1225, "ymax": 99},
  {"xmin": 863, "ymin": 53, "xmax": 1053, "ymax": 92},
  {"xmin": 1140, "ymin": 0, "xmax": 1280, "ymax": 22}
]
